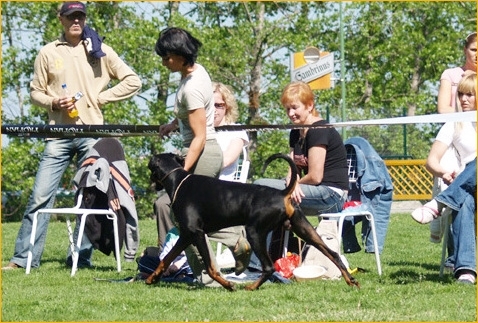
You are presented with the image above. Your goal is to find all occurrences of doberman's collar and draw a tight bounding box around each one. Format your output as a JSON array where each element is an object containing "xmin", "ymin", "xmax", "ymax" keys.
[{"xmin": 158, "ymin": 166, "xmax": 183, "ymax": 184}]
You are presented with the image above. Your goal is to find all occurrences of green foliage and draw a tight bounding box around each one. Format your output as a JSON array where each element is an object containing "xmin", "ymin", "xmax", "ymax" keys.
[
  {"xmin": 1, "ymin": 137, "xmax": 42, "ymax": 220},
  {"xmin": 2, "ymin": 1, "xmax": 476, "ymax": 220},
  {"xmin": 2, "ymin": 214, "xmax": 476, "ymax": 321}
]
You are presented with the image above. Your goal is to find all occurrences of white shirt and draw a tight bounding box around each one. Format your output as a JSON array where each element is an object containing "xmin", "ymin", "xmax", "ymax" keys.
[
  {"xmin": 216, "ymin": 126, "xmax": 249, "ymax": 181},
  {"xmin": 435, "ymin": 121, "xmax": 477, "ymax": 169}
]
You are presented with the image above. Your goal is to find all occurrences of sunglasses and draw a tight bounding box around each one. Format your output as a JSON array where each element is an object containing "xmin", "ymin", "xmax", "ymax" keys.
[
  {"xmin": 65, "ymin": 13, "xmax": 86, "ymax": 21},
  {"xmin": 214, "ymin": 103, "xmax": 226, "ymax": 109}
]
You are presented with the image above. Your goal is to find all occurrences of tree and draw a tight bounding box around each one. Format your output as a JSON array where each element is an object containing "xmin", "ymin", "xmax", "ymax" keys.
[
  {"xmin": 2, "ymin": 1, "xmax": 476, "ymax": 221},
  {"xmin": 335, "ymin": 2, "xmax": 476, "ymax": 158}
]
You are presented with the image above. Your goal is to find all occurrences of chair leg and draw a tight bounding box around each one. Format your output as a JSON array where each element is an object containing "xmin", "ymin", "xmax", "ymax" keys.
[
  {"xmin": 439, "ymin": 223, "xmax": 449, "ymax": 277},
  {"xmin": 337, "ymin": 216, "xmax": 345, "ymax": 250},
  {"xmin": 66, "ymin": 216, "xmax": 76, "ymax": 258},
  {"xmin": 71, "ymin": 213, "xmax": 89, "ymax": 277},
  {"xmin": 216, "ymin": 242, "xmax": 223, "ymax": 259},
  {"xmin": 365, "ymin": 214, "xmax": 382, "ymax": 276},
  {"xmin": 26, "ymin": 211, "xmax": 39, "ymax": 274},
  {"xmin": 110, "ymin": 213, "xmax": 121, "ymax": 273},
  {"xmin": 282, "ymin": 230, "xmax": 291, "ymax": 258},
  {"xmin": 326, "ymin": 213, "xmax": 382, "ymax": 276}
]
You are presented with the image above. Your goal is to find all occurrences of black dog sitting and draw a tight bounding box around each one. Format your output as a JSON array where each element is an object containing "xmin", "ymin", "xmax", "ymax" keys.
[{"xmin": 146, "ymin": 153, "xmax": 359, "ymax": 291}]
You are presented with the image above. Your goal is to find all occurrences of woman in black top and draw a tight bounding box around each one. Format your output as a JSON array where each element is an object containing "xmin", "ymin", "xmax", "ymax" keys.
[{"xmin": 255, "ymin": 81, "xmax": 348, "ymax": 215}]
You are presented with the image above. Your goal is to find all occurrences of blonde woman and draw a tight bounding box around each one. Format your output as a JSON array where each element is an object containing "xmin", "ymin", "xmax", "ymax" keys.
[
  {"xmin": 212, "ymin": 82, "xmax": 249, "ymax": 181},
  {"xmin": 412, "ymin": 72, "xmax": 476, "ymax": 285},
  {"xmin": 423, "ymin": 72, "xmax": 477, "ymax": 188}
]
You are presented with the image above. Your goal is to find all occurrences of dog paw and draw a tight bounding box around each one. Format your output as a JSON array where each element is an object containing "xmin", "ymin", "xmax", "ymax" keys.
[
  {"xmin": 145, "ymin": 275, "xmax": 157, "ymax": 285},
  {"xmin": 348, "ymin": 277, "xmax": 360, "ymax": 289}
]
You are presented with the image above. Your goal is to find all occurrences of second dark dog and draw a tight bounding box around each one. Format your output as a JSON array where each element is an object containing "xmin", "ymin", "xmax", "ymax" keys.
[{"xmin": 146, "ymin": 153, "xmax": 359, "ymax": 291}]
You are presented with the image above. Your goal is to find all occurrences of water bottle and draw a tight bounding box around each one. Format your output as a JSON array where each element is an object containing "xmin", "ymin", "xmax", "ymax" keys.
[{"xmin": 61, "ymin": 83, "xmax": 82, "ymax": 118}]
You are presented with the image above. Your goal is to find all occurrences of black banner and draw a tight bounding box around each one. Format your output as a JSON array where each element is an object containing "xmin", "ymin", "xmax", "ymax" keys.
[{"xmin": 0, "ymin": 123, "xmax": 325, "ymax": 138}]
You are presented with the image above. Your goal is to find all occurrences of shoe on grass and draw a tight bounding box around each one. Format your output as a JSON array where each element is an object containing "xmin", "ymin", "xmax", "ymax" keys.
[
  {"xmin": 457, "ymin": 273, "xmax": 476, "ymax": 285},
  {"xmin": 233, "ymin": 236, "xmax": 251, "ymax": 276},
  {"xmin": 411, "ymin": 200, "xmax": 440, "ymax": 224},
  {"xmin": 2, "ymin": 262, "xmax": 21, "ymax": 270}
]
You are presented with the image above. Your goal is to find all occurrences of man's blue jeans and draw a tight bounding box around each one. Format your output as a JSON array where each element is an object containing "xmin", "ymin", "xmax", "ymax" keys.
[
  {"xmin": 10, "ymin": 138, "xmax": 97, "ymax": 268},
  {"xmin": 435, "ymin": 158, "xmax": 476, "ymax": 277}
]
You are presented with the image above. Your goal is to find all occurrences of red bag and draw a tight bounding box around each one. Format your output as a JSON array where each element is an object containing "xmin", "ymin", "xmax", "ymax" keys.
[
  {"xmin": 274, "ymin": 253, "xmax": 300, "ymax": 279},
  {"xmin": 343, "ymin": 200, "xmax": 361, "ymax": 209}
]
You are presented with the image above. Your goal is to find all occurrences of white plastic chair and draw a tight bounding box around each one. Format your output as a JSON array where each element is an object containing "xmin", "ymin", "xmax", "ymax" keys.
[
  {"xmin": 283, "ymin": 146, "xmax": 382, "ymax": 275},
  {"xmin": 318, "ymin": 147, "xmax": 382, "ymax": 275},
  {"xmin": 216, "ymin": 147, "xmax": 250, "ymax": 265},
  {"xmin": 232, "ymin": 146, "xmax": 251, "ymax": 184},
  {"xmin": 25, "ymin": 189, "xmax": 121, "ymax": 276},
  {"xmin": 439, "ymin": 211, "xmax": 452, "ymax": 277}
]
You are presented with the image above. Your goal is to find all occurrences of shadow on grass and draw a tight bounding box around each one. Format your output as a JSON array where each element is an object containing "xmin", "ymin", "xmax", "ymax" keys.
[
  {"xmin": 387, "ymin": 260, "xmax": 455, "ymax": 284},
  {"xmin": 387, "ymin": 260, "xmax": 441, "ymax": 271},
  {"xmin": 36, "ymin": 257, "xmax": 127, "ymax": 273}
]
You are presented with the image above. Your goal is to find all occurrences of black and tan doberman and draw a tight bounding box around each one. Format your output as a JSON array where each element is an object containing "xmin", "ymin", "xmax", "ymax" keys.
[{"xmin": 145, "ymin": 153, "xmax": 359, "ymax": 291}]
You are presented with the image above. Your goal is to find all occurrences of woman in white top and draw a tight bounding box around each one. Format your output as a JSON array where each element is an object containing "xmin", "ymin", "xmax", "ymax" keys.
[
  {"xmin": 212, "ymin": 82, "xmax": 249, "ymax": 181},
  {"xmin": 430, "ymin": 32, "xmax": 476, "ymax": 262},
  {"xmin": 426, "ymin": 72, "xmax": 477, "ymax": 184},
  {"xmin": 412, "ymin": 72, "xmax": 477, "ymax": 284}
]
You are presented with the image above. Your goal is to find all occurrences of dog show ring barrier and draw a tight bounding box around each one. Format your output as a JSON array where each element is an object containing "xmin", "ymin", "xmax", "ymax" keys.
[{"xmin": 26, "ymin": 189, "xmax": 121, "ymax": 276}]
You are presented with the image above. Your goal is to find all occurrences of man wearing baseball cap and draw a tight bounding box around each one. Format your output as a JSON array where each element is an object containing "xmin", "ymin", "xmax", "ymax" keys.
[
  {"xmin": 2, "ymin": 1, "xmax": 141, "ymax": 271},
  {"xmin": 59, "ymin": 1, "xmax": 86, "ymax": 16}
]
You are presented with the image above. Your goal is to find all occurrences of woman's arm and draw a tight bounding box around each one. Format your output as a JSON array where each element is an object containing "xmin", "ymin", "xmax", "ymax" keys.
[
  {"xmin": 426, "ymin": 140, "xmax": 456, "ymax": 184},
  {"xmin": 222, "ymin": 137, "xmax": 245, "ymax": 168},
  {"xmin": 437, "ymin": 79, "xmax": 455, "ymax": 114},
  {"xmin": 300, "ymin": 145, "xmax": 326, "ymax": 185},
  {"xmin": 184, "ymin": 108, "xmax": 207, "ymax": 172},
  {"xmin": 159, "ymin": 118, "xmax": 179, "ymax": 138},
  {"xmin": 288, "ymin": 145, "xmax": 327, "ymax": 204}
]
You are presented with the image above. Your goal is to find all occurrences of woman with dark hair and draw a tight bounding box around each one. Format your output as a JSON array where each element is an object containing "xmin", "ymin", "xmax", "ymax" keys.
[
  {"xmin": 156, "ymin": 27, "xmax": 220, "ymax": 175},
  {"xmin": 154, "ymin": 27, "xmax": 250, "ymax": 287}
]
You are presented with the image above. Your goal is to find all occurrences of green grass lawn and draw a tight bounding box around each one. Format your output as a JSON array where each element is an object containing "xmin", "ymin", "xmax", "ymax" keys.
[{"xmin": 1, "ymin": 213, "xmax": 476, "ymax": 322}]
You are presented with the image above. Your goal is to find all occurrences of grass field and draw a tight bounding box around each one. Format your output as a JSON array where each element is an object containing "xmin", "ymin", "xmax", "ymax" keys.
[{"xmin": 1, "ymin": 213, "xmax": 476, "ymax": 322}]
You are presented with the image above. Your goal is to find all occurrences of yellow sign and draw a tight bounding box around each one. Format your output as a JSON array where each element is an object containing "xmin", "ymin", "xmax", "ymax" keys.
[{"xmin": 290, "ymin": 50, "xmax": 334, "ymax": 90}]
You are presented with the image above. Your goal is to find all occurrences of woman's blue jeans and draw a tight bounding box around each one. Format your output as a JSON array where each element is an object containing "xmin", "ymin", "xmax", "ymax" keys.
[
  {"xmin": 435, "ymin": 158, "xmax": 476, "ymax": 277},
  {"xmin": 253, "ymin": 178, "xmax": 346, "ymax": 216},
  {"xmin": 10, "ymin": 138, "xmax": 97, "ymax": 268}
]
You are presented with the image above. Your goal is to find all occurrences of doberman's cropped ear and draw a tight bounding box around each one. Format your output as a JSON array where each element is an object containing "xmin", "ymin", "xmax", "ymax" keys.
[
  {"xmin": 174, "ymin": 154, "xmax": 185, "ymax": 167},
  {"xmin": 148, "ymin": 155, "xmax": 159, "ymax": 172}
]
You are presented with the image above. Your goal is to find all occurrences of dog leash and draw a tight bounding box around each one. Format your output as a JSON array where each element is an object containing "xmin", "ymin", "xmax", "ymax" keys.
[{"xmin": 171, "ymin": 174, "xmax": 192, "ymax": 206}]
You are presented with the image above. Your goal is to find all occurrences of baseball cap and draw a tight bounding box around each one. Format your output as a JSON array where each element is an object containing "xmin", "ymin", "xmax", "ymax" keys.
[{"xmin": 59, "ymin": 2, "xmax": 86, "ymax": 16}]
